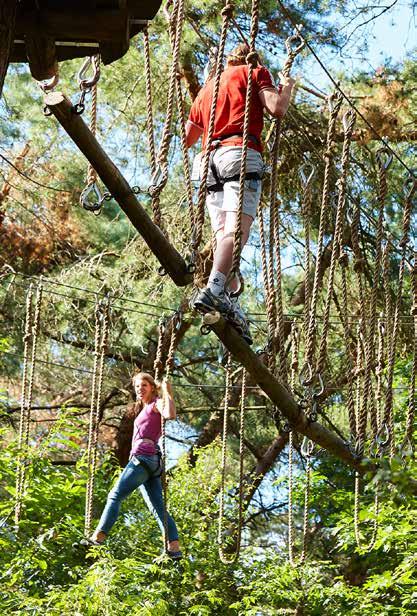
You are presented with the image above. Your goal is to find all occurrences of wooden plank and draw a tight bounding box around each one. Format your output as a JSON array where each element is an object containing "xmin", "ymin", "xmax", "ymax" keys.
[
  {"xmin": 16, "ymin": 9, "xmax": 127, "ymax": 42},
  {"xmin": 25, "ymin": 35, "xmax": 58, "ymax": 81},
  {"xmin": 0, "ymin": 0, "xmax": 18, "ymax": 99},
  {"xmin": 44, "ymin": 91, "xmax": 192, "ymax": 288}
]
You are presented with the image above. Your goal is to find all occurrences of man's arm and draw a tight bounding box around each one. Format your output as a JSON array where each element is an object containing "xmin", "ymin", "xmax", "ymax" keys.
[
  {"xmin": 185, "ymin": 120, "xmax": 203, "ymax": 148},
  {"xmin": 259, "ymin": 76, "xmax": 296, "ymax": 119}
]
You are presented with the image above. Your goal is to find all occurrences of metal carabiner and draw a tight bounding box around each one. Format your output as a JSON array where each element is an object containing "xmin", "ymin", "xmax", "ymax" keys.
[
  {"xmin": 312, "ymin": 373, "xmax": 325, "ymax": 399},
  {"xmin": 80, "ymin": 183, "xmax": 104, "ymax": 213},
  {"xmin": 173, "ymin": 310, "xmax": 183, "ymax": 331},
  {"xmin": 376, "ymin": 421, "xmax": 390, "ymax": 448},
  {"xmin": 301, "ymin": 436, "xmax": 315, "ymax": 458},
  {"xmin": 78, "ymin": 55, "xmax": 101, "ymax": 91},
  {"xmin": 375, "ymin": 146, "xmax": 393, "ymax": 170}
]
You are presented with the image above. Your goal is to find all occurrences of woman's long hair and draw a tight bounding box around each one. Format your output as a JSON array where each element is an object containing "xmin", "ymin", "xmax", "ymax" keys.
[{"xmin": 131, "ymin": 372, "xmax": 160, "ymax": 415}]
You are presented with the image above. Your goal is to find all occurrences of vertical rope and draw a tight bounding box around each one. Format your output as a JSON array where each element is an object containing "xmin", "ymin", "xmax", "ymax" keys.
[
  {"xmin": 84, "ymin": 297, "xmax": 110, "ymax": 537},
  {"xmin": 383, "ymin": 177, "xmax": 416, "ymax": 458},
  {"xmin": 316, "ymin": 109, "xmax": 356, "ymax": 377},
  {"xmin": 15, "ymin": 283, "xmax": 42, "ymax": 527},
  {"xmin": 304, "ymin": 92, "xmax": 342, "ymax": 372},
  {"xmin": 230, "ymin": 0, "xmax": 260, "ymax": 279},
  {"xmin": 143, "ymin": 25, "xmax": 157, "ymax": 175},
  {"xmin": 192, "ymin": 2, "xmax": 234, "ymax": 265},
  {"xmin": 403, "ymin": 251, "xmax": 416, "ymax": 454}
]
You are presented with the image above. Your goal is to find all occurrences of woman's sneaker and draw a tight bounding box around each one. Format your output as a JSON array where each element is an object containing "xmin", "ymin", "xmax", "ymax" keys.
[{"xmin": 191, "ymin": 287, "xmax": 232, "ymax": 317}]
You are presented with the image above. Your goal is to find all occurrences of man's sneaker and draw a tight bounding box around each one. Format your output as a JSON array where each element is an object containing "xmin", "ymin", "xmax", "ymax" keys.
[
  {"xmin": 192, "ymin": 287, "xmax": 232, "ymax": 317},
  {"xmin": 230, "ymin": 298, "xmax": 253, "ymax": 345}
]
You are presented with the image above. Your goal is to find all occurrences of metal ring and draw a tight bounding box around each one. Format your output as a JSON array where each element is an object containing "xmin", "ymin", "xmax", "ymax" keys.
[
  {"xmin": 43, "ymin": 105, "xmax": 52, "ymax": 117},
  {"xmin": 186, "ymin": 262, "xmax": 196, "ymax": 274},
  {"xmin": 200, "ymin": 324, "xmax": 212, "ymax": 336},
  {"xmin": 80, "ymin": 183, "xmax": 103, "ymax": 212},
  {"xmin": 158, "ymin": 265, "xmax": 167, "ymax": 277},
  {"xmin": 72, "ymin": 102, "xmax": 85, "ymax": 116}
]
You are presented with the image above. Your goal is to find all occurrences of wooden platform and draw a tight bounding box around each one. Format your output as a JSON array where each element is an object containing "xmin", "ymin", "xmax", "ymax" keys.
[{"xmin": 9, "ymin": 1, "xmax": 163, "ymax": 80}]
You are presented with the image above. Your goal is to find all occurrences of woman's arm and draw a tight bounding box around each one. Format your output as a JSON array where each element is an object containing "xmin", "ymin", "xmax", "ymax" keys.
[
  {"xmin": 259, "ymin": 75, "xmax": 296, "ymax": 119},
  {"xmin": 155, "ymin": 380, "xmax": 177, "ymax": 420}
]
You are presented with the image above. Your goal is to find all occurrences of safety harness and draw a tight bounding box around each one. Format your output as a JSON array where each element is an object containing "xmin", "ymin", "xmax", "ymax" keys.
[{"xmin": 207, "ymin": 133, "xmax": 264, "ymax": 193}]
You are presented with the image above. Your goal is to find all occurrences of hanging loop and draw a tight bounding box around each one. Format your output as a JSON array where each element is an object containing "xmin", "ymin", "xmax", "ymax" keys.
[
  {"xmin": 301, "ymin": 436, "xmax": 314, "ymax": 458},
  {"xmin": 342, "ymin": 108, "xmax": 356, "ymax": 133},
  {"xmin": 328, "ymin": 90, "xmax": 343, "ymax": 113},
  {"xmin": 299, "ymin": 362, "xmax": 313, "ymax": 387},
  {"xmin": 375, "ymin": 146, "xmax": 393, "ymax": 170},
  {"xmin": 285, "ymin": 32, "xmax": 305, "ymax": 56},
  {"xmin": 78, "ymin": 55, "xmax": 101, "ymax": 91},
  {"xmin": 80, "ymin": 183, "xmax": 105, "ymax": 213},
  {"xmin": 299, "ymin": 159, "xmax": 316, "ymax": 187}
]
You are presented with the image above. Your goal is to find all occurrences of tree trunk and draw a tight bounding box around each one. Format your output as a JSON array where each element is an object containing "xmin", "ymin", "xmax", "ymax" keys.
[{"xmin": 0, "ymin": 0, "xmax": 17, "ymax": 99}]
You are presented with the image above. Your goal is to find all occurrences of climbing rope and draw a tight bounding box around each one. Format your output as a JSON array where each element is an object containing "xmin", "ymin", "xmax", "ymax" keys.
[
  {"xmin": 288, "ymin": 325, "xmax": 313, "ymax": 566},
  {"xmin": 218, "ymin": 355, "xmax": 246, "ymax": 563},
  {"xmin": 302, "ymin": 92, "xmax": 342, "ymax": 383},
  {"xmin": 316, "ymin": 108, "xmax": 356, "ymax": 377},
  {"xmin": 15, "ymin": 282, "xmax": 43, "ymax": 527},
  {"xmin": 229, "ymin": 0, "xmax": 260, "ymax": 283},
  {"xmin": 191, "ymin": 1, "xmax": 234, "ymax": 271},
  {"xmin": 84, "ymin": 296, "xmax": 110, "ymax": 537},
  {"xmin": 402, "ymin": 251, "xmax": 416, "ymax": 456},
  {"xmin": 153, "ymin": 310, "xmax": 182, "ymax": 553}
]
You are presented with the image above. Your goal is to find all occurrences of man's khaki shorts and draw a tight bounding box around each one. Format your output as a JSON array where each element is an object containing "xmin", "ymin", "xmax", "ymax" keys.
[{"xmin": 193, "ymin": 146, "xmax": 264, "ymax": 233}]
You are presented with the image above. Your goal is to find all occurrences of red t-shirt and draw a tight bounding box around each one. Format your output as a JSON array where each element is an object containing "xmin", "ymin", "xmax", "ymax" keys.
[{"xmin": 188, "ymin": 64, "xmax": 275, "ymax": 152}]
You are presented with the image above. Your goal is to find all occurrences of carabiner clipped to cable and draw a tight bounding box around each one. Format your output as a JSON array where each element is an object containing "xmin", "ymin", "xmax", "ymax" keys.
[{"xmin": 80, "ymin": 183, "xmax": 105, "ymax": 214}]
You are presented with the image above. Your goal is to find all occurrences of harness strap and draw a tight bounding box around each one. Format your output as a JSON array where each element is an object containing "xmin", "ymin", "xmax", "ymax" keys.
[{"xmin": 207, "ymin": 171, "xmax": 263, "ymax": 193}]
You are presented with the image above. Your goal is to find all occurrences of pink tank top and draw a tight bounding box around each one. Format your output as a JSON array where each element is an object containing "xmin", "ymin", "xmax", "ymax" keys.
[{"xmin": 130, "ymin": 398, "xmax": 162, "ymax": 457}]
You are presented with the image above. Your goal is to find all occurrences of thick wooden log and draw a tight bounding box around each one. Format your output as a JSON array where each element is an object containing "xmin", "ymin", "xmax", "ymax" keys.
[
  {"xmin": 44, "ymin": 91, "xmax": 192, "ymax": 287},
  {"xmin": 0, "ymin": 0, "xmax": 18, "ymax": 99},
  {"xmin": 25, "ymin": 35, "xmax": 58, "ymax": 81},
  {"xmin": 211, "ymin": 317, "xmax": 417, "ymax": 494}
]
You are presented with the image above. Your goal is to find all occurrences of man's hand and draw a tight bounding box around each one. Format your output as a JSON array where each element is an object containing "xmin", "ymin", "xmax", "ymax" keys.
[{"xmin": 259, "ymin": 74, "xmax": 296, "ymax": 119}]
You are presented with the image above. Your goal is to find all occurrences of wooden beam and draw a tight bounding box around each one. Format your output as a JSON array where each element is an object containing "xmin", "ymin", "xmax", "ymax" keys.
[
  {"xmin": 16, "ymin": 9, "xmax": 128, "ymax": 42},
  {"xmin": 25, "ymin": 35, "xmax": 58, "ymax": 81},
  {"xmin": 0, "ymin": 0, "xmax": 18, "ymax": 99},
  {"xmin": 44, "ymin": 91, "xmax": 192, "ymax": 287}
]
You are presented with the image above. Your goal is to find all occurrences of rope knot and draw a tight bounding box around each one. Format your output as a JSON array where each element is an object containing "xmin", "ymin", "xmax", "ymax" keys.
[
  {"xmin": 221, "ymin": 3, "xmax": 234, "ymax": 18},
  {"xmin": 246, "ymin": 51, "xmax": 259, "ymax": 67}
]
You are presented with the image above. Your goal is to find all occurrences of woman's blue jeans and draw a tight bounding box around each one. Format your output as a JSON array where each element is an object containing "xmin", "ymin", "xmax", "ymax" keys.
[{"xmin": 96, "ymin": 454, "xmax": 179, "ymax": 541}]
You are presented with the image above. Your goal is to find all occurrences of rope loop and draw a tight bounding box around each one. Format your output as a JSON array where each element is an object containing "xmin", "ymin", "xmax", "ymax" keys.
[
  {"xmin": 299, "ymin": 158, "xmax": 316, "ymax": 188},
  {"xmin": 221, "ymin": 2, "xmax": 234, "ymax": 18},
  {"xmin": 245, "ymin": 51, "xmax": 259, "ymax": 67},
  {"xmin": 285, "ymin": 32, "xmax": 305, "ymax": 56},
  {"xmin": 328, "ymin": 90, "xmax": 343, "ymax": 114},
  {"xmin": 342, "ymin": 108, "xmax": 356, "ymax": 136},
  {"xmin": 375, "ymin": 146, "xmax": 393, "ymax": 170}
]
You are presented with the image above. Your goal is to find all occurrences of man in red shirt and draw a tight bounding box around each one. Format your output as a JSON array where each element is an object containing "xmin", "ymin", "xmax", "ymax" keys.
[{"xmin": 186, "ymin": 43, "xmax": 295, "ymax": 343}]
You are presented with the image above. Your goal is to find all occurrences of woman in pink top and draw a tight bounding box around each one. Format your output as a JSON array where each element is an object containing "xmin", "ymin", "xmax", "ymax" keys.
[{"xmin": 88, "ymin": 372, "xmax": 182, "ymax": 559}]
